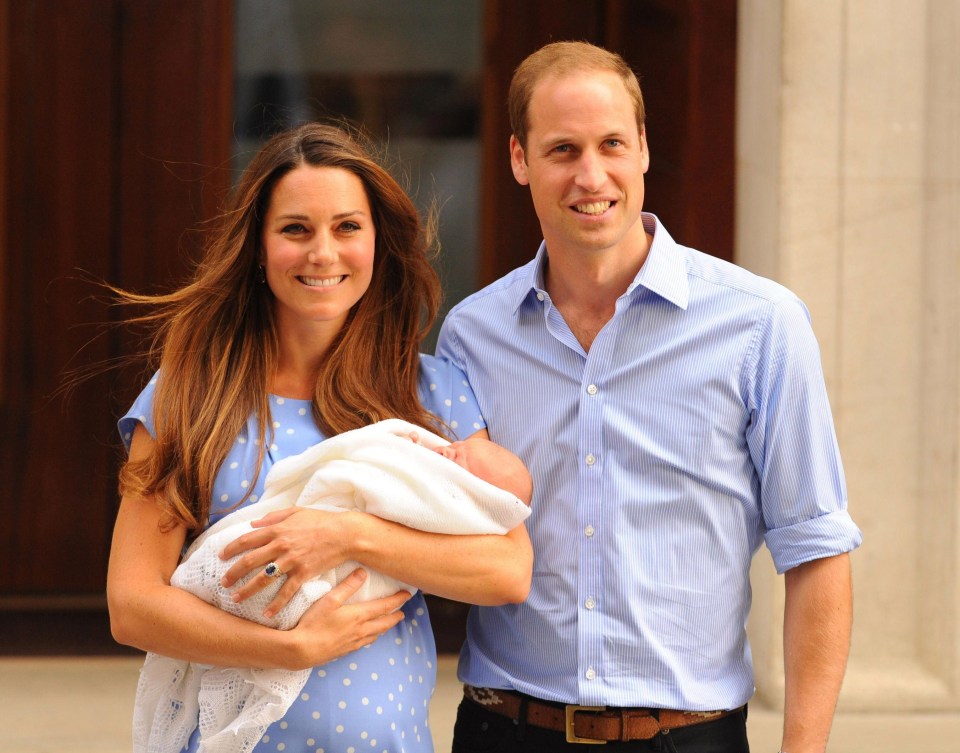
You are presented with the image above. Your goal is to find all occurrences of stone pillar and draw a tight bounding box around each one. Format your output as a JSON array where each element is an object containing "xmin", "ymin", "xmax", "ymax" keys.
[{"xmin": 737, "ymin": 0, "xmax": 960, "ymax": 723}]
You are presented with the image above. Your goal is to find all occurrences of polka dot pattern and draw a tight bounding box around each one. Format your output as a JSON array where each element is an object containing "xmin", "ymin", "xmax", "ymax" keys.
[{"xmin": 118, "ymin": 356, "xmax": 484, "ymax": 752}]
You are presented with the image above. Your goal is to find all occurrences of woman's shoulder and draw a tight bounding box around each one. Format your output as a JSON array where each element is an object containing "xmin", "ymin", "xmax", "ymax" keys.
[
  {"xmin": 417, "ymin": 353, "xmax": 465, "ymax": 379},
  {"xmin": 416, "ymin": 353, "xmax": 472, "ymax": 398},
  {"xmin": 416, "ymin": 354, "xmax": 485, "ymax": 439},
  {"xmin": 117, "ymin": 370, "xmax": 160, "ymax": 450}
]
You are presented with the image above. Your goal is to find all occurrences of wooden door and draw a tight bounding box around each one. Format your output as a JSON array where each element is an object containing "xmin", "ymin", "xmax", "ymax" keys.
[{"xmin": 0, "ymin": 0, "xmax": 233, "ymax": 608}]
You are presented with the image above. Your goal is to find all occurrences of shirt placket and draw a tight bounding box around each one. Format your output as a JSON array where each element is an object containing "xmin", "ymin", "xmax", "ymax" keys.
[{"xmin": 575, "ymin": 316, "xmax": 616, "ymax": 704}]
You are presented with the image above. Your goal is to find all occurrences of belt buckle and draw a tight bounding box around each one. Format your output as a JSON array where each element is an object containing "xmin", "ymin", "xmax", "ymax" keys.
[{"xmin": 565, "ymin": 705, "xmax": 607, "ymax": 744}]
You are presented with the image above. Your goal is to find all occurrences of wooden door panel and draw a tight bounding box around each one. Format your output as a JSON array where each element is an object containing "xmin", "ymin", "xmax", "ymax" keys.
[
  {"xmin": 615, "ymin": 0, "xmax": 737, "ymax": 261},
  {"xmin": 0, "ymin": 0, "xmax": 121, "ymax": 594},
  {"xmin": 0, "ymin": 0, "xmax": 232, "ymax": 597}
]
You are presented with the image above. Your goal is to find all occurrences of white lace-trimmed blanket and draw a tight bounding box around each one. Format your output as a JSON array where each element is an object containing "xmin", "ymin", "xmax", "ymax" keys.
[{"xmin": 133, "ymin": 419, "xmax": 530, "ymax": 753}]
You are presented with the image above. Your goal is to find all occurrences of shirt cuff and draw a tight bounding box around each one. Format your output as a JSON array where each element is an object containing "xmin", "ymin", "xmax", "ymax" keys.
[{"xmin": 764, "ymin": 509, "xmax": 862, "ymax": 574}]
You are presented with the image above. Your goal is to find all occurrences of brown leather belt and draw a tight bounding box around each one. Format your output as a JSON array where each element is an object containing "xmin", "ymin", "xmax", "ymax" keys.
[{"xmin": 464, "ymin": 685, "xmax": 740, "ymax": 744}]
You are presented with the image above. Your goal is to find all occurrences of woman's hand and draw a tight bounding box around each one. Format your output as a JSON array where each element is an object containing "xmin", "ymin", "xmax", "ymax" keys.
[
  {"xmin": 219, "ymin": 506, "xmax": 358, "ymax": 618},
  {"xmin": 285, "ymin": 568, "xmax": 411, "ymax": 669},
  {"xmin": 110, "ymin": 425, "xmax": 410, "ymax": 671}
]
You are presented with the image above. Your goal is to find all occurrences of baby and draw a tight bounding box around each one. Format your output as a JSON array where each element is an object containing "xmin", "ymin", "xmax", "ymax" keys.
[
  {"xmin": 135, "ymin": 419, "xmax": 532, "ymax": 753},
  {"xmin": 417, "ymin": 432, "xmax": 533, "ymax": 506}
]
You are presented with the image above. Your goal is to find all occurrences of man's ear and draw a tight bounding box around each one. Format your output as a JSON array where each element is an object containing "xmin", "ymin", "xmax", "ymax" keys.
[
  {"xmin": 509, "ymin": 135, "xmax": 529, "ymax": 186},
  {"xmin": 639, "ymin": 127, "xmax": 651, "ymax": 175}
]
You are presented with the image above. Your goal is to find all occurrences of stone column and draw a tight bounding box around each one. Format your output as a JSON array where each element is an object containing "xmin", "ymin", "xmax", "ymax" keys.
[{"xmin": 737, "ymin": 0, "xmax": 960, "ymax": 730}]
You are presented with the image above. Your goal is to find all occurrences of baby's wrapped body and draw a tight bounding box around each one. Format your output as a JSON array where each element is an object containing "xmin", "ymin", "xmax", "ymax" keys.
[{"xmin": 135, "ymin": 419, "xmax": 531, "ymax": 753}]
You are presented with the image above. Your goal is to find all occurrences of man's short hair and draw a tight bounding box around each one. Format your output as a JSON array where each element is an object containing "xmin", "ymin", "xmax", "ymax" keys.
[{"xmin": 508, "ymin": 40, "xmax": 646, "ymax": 150}]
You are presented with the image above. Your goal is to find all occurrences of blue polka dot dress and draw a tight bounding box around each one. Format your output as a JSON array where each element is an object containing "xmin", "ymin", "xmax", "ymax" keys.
[{"xmin": 118, "ymin": 355, "xmax": 485, "ymax": 753}]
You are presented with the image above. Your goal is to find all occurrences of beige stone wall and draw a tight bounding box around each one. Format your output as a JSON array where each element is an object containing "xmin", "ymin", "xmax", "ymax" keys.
[{"xmin": 737, "ymin": 0, "xmax": 960, "ymax": 725}]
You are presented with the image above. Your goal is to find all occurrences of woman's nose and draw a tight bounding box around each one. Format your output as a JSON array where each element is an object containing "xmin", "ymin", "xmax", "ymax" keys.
[{"xmin": 307, "ymin": 234, "xmax": 335, "ymax": 265}]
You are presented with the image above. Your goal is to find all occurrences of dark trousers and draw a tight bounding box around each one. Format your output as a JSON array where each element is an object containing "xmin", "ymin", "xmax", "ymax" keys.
[{"xmin": 451, "ymin": 697, "xmax": 750, "ymax": 753}]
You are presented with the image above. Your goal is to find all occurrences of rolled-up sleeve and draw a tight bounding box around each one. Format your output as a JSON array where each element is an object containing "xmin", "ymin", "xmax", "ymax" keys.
[{"xmin": 745, "ymin": 297, "xmax": 862, "ymax": 573}]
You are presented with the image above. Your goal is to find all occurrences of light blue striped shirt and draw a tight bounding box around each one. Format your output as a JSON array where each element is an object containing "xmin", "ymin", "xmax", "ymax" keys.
[{"xmin": 437, "ymin": 214, "xmax": 862, "ymax": 711}]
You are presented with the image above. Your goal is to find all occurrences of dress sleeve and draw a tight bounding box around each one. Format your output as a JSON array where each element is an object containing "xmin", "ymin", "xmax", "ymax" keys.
[
  {"xmin": 417, "ymin": 354, "xmax": 486, "ymax": 440},
  {"xmin": 117, "ymin": 371, "xmax": 160, "ymax": 452}
]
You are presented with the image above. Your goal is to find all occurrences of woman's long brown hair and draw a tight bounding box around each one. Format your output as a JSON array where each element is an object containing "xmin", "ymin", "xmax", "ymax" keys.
[{"xmin": 117, "ymin": 122, "xmax": 443, "ymax": 532}]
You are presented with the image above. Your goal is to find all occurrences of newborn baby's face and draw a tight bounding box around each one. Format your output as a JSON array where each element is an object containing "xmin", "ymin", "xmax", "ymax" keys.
[
  {"xmin": 408, "ymin": 429, "xmax": 529, "ymax": 499},
  {"xmin": 433, "ymin": 439, "xmax": 506, "ymax": 486},
  {"xmin": 432, "ymin": 437, "xmax": 533, "ymax": 504},
  {"xmin": 405, "ymin": 430, "xmax": 482, "ymax": 473}
]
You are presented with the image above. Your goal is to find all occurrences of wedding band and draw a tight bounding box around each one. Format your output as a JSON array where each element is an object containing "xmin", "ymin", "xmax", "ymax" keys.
[{"xmin": 264, "ymin": 562, "xmax": 283, "ymax": 578}]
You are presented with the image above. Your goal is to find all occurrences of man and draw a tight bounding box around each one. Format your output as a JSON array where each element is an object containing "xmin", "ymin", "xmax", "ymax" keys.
[{"xmin": 437, "ymin": 41, "xmax": 861, "ymax": 753}]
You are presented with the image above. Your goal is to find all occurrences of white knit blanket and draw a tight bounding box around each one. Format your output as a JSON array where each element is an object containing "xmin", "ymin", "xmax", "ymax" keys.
[{"xmin": 133, "ymin": 419, "xmax": 530, "ymax": 753}]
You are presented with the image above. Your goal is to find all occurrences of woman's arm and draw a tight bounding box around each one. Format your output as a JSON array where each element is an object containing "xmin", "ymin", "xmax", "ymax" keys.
[
  {"xmin": 107, "ymin": 425, "xmax": 410, "ymax": 670},
  {"xmin": 220, "ymin": 431, "xmax": 534, "ymax": 615},
  {"xmin": 222, "ymin": 507, "xmax": 532, "ymax": 613}
]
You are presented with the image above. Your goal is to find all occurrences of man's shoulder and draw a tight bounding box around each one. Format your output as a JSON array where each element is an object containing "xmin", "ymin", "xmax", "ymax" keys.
[
  {"xmin": 445, "ymin": 258, "xmax": 538, "ymax": 320},
  {"xmin": 681, "ymin": 244, "xmax": 798, "ymax": 308}
]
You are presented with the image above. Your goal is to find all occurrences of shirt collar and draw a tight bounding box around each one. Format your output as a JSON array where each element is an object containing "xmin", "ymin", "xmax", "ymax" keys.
[
  {"xmin": 510, "ymin": 242, "xmax": 549, "ymax": 313},
  {"xmin": 511, "ymin": 213, "xmax": 690, "ymax": 313},
  {"xmin": 627, "ymin": 213, "xmax": 689, "ymax": 310}
]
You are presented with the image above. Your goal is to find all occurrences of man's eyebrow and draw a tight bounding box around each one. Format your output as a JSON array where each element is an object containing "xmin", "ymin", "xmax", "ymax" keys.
[{"xmin": 539, "ymin": 131, "xmax": 632, "ymax": 148}]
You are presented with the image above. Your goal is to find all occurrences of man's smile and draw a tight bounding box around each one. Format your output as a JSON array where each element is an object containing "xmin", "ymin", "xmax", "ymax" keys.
[{"xmin": 572, "ymin": 200, "xmax": 614, "ymax": 215}]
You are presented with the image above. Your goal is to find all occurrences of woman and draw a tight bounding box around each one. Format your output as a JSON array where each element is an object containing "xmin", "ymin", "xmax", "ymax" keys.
[{"xmin": 107, "ymin": 122, "xmax": 532, "ymax": 752}]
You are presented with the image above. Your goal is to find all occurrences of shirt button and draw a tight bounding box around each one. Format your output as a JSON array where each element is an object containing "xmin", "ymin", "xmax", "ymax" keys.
[
  {"xmin": 584, "ymin": 525, "xmax": 595, "ymax": 537},
  {"xmin": 585, "ymin": 597, "xmax": 596, "ymax": 610},
  {"xmin": 536, "ymin": 291, "xmax": 545, "ymax": 301},
  {"xmin": 587, "ymin": 384, "xmax": 598, "ymax": 395},
  {"xmin": 585, "ymin": 454, "xmax": 596, "ymax": 466},
  {"xmin": 585, "ymin": 667, "xmax": 596, "ymax": 680}
]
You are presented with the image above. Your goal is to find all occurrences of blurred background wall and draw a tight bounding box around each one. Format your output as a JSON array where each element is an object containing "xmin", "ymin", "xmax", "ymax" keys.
[
  {"xmin": 739, "ymin": 0, "xmax": 960, "ymax": 729},
  {"xmin": 1, "ymin": 0, "xmax": 958, "ymax": 742}
]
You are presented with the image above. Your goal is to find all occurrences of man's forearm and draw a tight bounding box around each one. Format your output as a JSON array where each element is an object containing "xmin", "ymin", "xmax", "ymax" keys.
[{"xmin": 781, "ymin": 552, "xmax": 853, "ymax": 753}]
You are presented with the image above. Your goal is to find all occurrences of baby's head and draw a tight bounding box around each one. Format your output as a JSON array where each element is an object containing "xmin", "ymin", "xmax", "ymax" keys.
[{"xmin": 435, "ymin": 438, "xmax": 533, "ymax": 505}]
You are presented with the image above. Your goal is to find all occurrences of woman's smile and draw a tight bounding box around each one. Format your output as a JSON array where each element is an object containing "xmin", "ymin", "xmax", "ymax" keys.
[{"xmin": 297, "ymin": 274, "xmax": 347, "ymax": 288}]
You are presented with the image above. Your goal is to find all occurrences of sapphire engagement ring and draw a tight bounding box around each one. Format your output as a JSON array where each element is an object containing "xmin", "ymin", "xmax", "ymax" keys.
[{"xmin": 264, "ymin": 562, "xmax": 283, "ymax": 578}]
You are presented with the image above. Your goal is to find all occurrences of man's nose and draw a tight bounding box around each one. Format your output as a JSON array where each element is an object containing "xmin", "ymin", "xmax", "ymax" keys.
[{"xmin": 574, "ymin": 151, "xmax": 605, "ymax": 192}]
